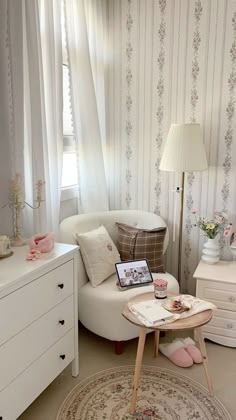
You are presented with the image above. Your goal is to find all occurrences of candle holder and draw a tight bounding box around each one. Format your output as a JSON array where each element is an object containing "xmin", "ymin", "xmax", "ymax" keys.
[{"xmin": 1, "ymin": 174, "xmax": 45, "ymax": 247}]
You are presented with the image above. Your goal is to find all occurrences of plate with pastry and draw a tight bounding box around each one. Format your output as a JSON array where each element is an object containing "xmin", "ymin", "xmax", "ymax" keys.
[{"xmin": 163, "ymin": 296, "xmax": 192, "ymax": 313}]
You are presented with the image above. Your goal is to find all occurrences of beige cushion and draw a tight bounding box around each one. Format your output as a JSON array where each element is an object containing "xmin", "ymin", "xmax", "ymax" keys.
[{"xmin": 75, "ymin": 225, "xmax": 120, "ymax": 287}]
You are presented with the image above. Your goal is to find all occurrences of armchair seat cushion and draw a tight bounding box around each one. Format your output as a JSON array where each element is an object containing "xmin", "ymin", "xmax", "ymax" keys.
[
  {"xmin": 78, "ymin": 272, "xmax": 179, "ymax": 341},
  {"xmin": 59, "ymin": 210, "xmax": 180, "ymax": 343}
]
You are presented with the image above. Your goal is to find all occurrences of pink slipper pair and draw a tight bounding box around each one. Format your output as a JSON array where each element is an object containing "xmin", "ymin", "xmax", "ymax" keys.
[{"xmin": 159, "ymin": 337, "xmax": 202, "ymax": 368}]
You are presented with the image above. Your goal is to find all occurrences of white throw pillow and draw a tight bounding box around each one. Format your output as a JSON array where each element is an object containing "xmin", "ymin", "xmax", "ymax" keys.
[{"xmin": 75, "ymin": 225, "xmax": 121, "ymax": 287}]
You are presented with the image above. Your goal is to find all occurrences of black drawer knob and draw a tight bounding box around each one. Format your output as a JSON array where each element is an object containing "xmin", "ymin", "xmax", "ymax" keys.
[
  {"xmin": 59, "ymin": 320, "xmax": 65, "ymax": 325},
  {"xmin": 60, "ymin": 354, "xmax": 66, "ymax": 360},
  {"xmin": 58, "ymin": 283, "xmax": 64, "ymax": 289},
  {"xmin": 0, "ymin": 416, "xmax": 3, "ymax": 419}
]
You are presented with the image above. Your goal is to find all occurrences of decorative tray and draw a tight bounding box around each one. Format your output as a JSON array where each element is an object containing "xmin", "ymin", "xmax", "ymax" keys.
[{"xmin": 0, "ymin": 251, "xmax": 14, "ymax": 259}]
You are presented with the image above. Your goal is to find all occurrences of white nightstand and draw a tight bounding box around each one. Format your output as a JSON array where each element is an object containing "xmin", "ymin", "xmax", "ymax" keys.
[
  {"xmin": 0, "ymin": 243, "xmax": 79, "ymax": 420},
  {"xmin": 194, "ymin": 260, "xmax": 236, "ymax": 348}
]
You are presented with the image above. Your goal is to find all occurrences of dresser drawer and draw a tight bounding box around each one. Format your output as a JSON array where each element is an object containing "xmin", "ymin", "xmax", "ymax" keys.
[
  {"xmin": 0, "ymin": 260, "xmax": 73, "ymax": 347},
  {"xmin": 202, "ymin": 308, "xmax": 236, "ymax": 339},
  {"xmin": 0, "ymin": 295, "xmax": 74, "ymax": 392},
  {"xmin": 197, "ymin": 279, "xmax": 236, "ymax": 311},
  {"xmin": 0, "ymin": 329, "xmax": 74, "ymax": 420}
]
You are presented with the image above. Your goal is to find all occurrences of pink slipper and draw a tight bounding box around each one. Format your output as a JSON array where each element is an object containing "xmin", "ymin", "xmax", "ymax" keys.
[
  {"xmin": 159, "ymin": 341, "xmax": 193, "ymax": 367},
  {"xmin": 180, "ymin": 337, "xmax": 203, "ymax": 364}
]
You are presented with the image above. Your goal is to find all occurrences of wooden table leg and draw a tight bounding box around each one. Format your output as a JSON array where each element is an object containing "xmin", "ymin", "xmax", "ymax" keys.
[
  {"xmin": 130, "ymin": 327, "xmax": 147, "ymax": 415},
  {"xmin": 195, "ymin": 327, "xmax": 213, "ymax": 396},
  {"xmin": 154, "ymin": 330, "xmax": 160, "ymax": 357}
]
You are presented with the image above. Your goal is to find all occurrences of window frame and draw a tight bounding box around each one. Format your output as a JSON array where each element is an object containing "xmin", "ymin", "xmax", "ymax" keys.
[{"xmin": 61, "ymin": 184, "xmax": 78, "ymax": 202}]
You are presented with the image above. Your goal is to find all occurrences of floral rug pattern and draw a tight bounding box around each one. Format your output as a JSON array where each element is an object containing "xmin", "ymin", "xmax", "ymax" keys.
[{"xmin": 56, "ymin": 365, "xmax": 231, "ymax": 420}]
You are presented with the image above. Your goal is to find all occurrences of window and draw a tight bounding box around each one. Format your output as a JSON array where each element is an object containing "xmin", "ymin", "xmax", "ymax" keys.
[{"xmin": 61, "ymin": 2, "xmax": 78, "ymax": 198}]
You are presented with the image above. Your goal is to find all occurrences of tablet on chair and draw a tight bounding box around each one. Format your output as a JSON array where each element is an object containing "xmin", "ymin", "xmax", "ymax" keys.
[{"xmin": 115, "ymin": 259, "xmax": 153, "ymax": 289}]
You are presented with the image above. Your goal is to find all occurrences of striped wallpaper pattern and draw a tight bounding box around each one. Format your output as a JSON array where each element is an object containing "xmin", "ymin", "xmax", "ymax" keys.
[{"xmin": 107, "ymin": 0, "xmax": 236, "ymax": 293}]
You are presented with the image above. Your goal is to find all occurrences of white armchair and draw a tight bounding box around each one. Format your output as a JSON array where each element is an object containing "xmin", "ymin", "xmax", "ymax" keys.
[{"xmin": 59, "ymin": 210, "xmax": 179, "ymax": 353}]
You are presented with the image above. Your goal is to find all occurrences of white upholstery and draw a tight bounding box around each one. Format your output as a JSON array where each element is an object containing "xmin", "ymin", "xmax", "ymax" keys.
[
  {"xmin": 59, "ymin": 210, "xmax": 179, "ymax": 342},
  {"xmin": 78, "ymin": 272, "xmax": 179, "ymax": 341}
]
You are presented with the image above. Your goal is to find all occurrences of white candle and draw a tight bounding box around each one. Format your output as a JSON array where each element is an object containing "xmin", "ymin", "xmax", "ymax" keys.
[{"xmin": 36, "ymin": 180, "xmax": 44, "ymax": 202}]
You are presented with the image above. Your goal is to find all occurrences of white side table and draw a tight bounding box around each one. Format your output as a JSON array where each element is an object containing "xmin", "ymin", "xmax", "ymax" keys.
[
  {"xmin": 194, "ymin": 260, "xmax": 236, "ymax": 347},
  {"xmin": 0, "ymin": 243, "xmax": 79, "ymax": 419}
]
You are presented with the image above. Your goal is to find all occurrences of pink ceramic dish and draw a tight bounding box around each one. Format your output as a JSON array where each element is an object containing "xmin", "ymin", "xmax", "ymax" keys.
[{"xmin": 28, "ymin": 232, "xmax": 55, "ymax": 253}]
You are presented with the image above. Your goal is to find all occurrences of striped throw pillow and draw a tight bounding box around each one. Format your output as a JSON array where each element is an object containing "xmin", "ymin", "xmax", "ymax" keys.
[{"xmin": 116, "ymin": 223, "xmax": 166, "ymax": 273}]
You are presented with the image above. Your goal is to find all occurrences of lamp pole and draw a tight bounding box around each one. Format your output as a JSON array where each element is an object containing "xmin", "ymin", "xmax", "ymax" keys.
[
  {"xmin": 159, "ymin": 123, "xmax": 208, "ymax": 290},
  {"xmin": 178, "ymin": 172, "xmax": 185, "ymax": 284}
]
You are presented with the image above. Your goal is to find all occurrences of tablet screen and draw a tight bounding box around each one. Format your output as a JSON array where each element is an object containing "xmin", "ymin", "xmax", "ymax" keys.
[{"xmin": 115, "ymin": 259, "xmax": 153, "ymax": 288}]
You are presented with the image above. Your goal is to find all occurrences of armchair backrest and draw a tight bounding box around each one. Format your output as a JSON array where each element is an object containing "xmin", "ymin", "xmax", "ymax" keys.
[{"xmin": 59, "ymin": 210, "xmax": 169, "ymax": 288}]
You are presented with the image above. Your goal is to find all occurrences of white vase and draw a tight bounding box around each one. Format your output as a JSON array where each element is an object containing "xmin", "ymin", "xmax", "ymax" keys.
[{"xmin": 202, "ymin": 237, "xmax": 220, "ymax": 264}]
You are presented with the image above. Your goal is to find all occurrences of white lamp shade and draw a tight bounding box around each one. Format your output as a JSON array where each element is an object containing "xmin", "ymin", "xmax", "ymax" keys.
[{"xmin": 159, "ymin": 123, "xmax": 208, "ymax": 172}]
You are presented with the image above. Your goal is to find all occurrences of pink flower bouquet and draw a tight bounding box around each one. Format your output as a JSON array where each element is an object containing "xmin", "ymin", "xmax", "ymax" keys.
[{"xmin": 191, "ymin": 209, "xmax": 228, "ymax": 239}]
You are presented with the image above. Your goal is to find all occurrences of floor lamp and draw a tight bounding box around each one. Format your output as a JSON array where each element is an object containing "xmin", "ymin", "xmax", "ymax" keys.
[{"xmin": 159, "ymin": 123, "xmax": 208, "ymax": 284}]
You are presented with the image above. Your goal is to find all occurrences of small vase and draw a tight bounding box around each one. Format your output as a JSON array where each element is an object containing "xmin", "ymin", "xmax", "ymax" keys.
[{"xmin": 202, "ymin": 237, "xmax": 220, "ymax": 264}]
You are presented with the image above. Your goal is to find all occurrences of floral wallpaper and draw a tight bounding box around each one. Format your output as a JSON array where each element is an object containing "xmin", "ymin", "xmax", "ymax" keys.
[
  {"xmin": 154, "ymin": 0, "xmax": 167, "ymax": 216},
  {"xmin": 222, "ymin": 11, "xmax": 236, "ymax": 212},
  {"xmin": 125, "ymin": 0, "xmax": 133, "ymax": 208},
  {"xmin": 107, "ymin": 0, "xmax": 236, "ymax": 293}
]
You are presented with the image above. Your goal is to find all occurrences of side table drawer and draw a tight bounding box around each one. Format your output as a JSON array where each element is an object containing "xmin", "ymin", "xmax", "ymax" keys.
[
  {"xmin": 0, "ymin": 295, "xmax": 74, "ymax": 392},
  {"xmin": 0, "ymin": 329, "xmax": 74, "ymax": 420},
  {"xmin": 0, "ymin": 260, "xmax": 73, "ymax": 347},
  {"xmin": 197, "ymin": 279, "xmax": 236, "ymax": 311},
  {"xmin": 202, "ymin": 308, "xmax": 236, "ymax": 339}
]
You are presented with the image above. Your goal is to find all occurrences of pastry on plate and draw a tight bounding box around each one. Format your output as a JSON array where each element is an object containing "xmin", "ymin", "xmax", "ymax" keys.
[{"xmin": 163, "ymin": 297, "xmax": 192, "ymax": 313}]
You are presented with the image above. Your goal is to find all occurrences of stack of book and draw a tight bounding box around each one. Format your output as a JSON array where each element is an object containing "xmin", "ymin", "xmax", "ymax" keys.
[{"xmin": 130, "ymin": 299, "xmax": 175, "ymax": 326}]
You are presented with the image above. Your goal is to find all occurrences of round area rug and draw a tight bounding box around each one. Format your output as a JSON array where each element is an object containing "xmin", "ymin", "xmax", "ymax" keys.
[{"xmin": 56, "ymin": 365, "xmax": 231, "ymax": 420}]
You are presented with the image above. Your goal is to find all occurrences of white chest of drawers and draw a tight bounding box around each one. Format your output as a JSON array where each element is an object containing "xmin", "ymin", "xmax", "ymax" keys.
[
  {"xmin": 0, "ymin": 243, "xmax": 79, "ymax": 420},
  {"xmin": 194, "ymin": 260, "xmax": 236, "ymax": 348}
]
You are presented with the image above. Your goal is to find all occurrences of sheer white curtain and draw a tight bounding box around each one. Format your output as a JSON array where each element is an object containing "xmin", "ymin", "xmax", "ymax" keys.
[
  {"xmin": 0, "ymin": 0, "xmax": 24, "ymax": 234},
  {"xmin": 64, "ymin": 0, "xmax": 109, "ymax": 213},
  {"xmin": 23, "ymin": 0, "xmax": 63, "ymax": 237},
  {"xmin": 0, "ymin": 0, "xmax": 62, "ymax": 238}
]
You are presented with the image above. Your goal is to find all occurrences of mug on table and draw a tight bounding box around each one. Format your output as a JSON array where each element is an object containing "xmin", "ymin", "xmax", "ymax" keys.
[{"xmin": 0, "ymin": 235, "xmax": 11, "ymax": 256}]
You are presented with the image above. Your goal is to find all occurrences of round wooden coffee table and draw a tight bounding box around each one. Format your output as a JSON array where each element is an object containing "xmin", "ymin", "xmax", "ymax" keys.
[{"xmin": 122, "ymin": 292, "xmax": 213, "ymax": 415}]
